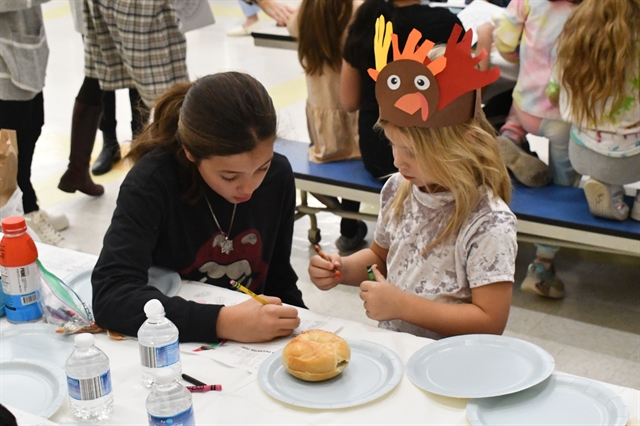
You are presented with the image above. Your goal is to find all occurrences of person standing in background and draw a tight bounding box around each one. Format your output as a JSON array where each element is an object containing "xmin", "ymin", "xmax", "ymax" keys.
[
  {"xmin": 58, "ymin": 0, "xmax": 189, "ymax": 197},
  {"xmin": 68, "ymin": 0, "xmax": 150, "ymax": 177},
  {"xmin": 0, "ymin": 0, "xmax": 73, "ymax": 247}
]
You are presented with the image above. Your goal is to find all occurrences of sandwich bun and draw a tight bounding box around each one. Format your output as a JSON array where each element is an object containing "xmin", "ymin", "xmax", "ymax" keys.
[{"xmin": 282, "ymin": 330, "xmax": 350, "ymax": 382}]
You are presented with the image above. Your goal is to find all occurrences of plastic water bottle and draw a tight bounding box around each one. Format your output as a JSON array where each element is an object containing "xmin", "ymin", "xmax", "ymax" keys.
[
  {"xmin": 137, "ymin": 299, "xmax": 182, "ymax": 387},
  {"xmin": 65, "ymin": 333, "xmax": 114, "ymax": 420},
  {"xmin": 0, "ymin": 216, "xmax": 43, "ymax": 323},
  {"xmin": 0, "ymin": 278, "xmax": 5, "ymax": 317},
  {"xmin": 146, "ymin": 368, "xmax": 195, "ymax": 426}
]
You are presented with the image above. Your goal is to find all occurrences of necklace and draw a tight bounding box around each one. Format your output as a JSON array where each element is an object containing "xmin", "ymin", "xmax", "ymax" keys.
[{"xmin": 204, "ymin": 195, "xmax": 237, "ymax": 255}]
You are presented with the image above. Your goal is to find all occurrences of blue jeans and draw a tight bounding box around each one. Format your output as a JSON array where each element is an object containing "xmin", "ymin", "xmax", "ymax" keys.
[
  {"xmin": 238, "ymin": 0, "xmax": 260, "ymax": 17},
  {"xmin": 539, "ymin": 118, "xmax": 580, "ymax": 187}
]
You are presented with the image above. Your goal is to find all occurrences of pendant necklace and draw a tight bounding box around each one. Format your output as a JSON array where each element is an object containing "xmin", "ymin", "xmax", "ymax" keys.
[{"xmin": 204, "ymin": 195, "xmax": 237, "ymax": 255}]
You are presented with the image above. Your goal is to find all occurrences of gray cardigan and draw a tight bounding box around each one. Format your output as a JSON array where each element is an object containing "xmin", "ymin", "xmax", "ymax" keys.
[{"xmin": 0, "ymin": 0, "xmax": 50, "ymax": 101}]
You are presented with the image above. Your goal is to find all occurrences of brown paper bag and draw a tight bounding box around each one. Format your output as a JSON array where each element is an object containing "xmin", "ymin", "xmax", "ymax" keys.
[{"xmin": 0, "ymin": 129, "xmax": 19, "ymax": 208}]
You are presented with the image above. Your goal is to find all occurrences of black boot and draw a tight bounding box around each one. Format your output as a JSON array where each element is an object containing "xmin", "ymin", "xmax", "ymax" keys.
[{"xmin": 91, "ymin": 133, "xmax": 121, "ymax": 175}]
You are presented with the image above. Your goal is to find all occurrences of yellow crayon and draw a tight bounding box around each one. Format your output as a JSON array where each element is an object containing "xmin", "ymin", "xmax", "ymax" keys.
[{"xmin": 230, "ymin": 280, "xmax": 269, "ymax": 305}]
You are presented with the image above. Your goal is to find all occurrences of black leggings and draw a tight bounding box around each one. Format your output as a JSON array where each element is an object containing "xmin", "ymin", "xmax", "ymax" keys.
[{"xmin": 0, "ymin": 93, "xmax": 45, "ymax": 214}]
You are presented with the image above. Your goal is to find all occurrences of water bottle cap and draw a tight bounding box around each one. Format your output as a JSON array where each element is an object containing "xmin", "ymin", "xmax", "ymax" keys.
[
  {"xmin": 74, "ymin": 333, "xmax": 94, "ymax": 348},
  {"xmin": 1, "ymin": 216, "xmax": 27, "ymax": 234},
  {"xmin": 144, "ymin": 299, "xmax": 165, "ymax": 317},
  {"xmin": 153, "ymin": 368, "xmax": 178, "ymax": 385}
]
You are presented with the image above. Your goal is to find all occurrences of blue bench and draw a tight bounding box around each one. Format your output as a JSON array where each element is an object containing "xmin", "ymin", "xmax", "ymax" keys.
[{"xmin": 275, "ymin": 139, "xmax": 640, "ymax": 256}]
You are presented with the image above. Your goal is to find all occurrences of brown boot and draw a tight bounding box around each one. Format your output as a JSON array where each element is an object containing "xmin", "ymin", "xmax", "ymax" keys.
[{"xmin": 58, "ymin": 101, "xmax": 105, "ymax": 196}]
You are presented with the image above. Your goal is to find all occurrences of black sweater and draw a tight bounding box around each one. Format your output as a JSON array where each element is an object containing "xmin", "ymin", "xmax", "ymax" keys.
[{"xmin": 91, "ymin": 150, "xmax": 305, "ymax": 342}]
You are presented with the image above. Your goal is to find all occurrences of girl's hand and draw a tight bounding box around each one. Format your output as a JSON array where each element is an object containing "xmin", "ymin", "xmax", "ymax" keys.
[
  {"xmin": 359, "ymin": 264, "xmax": 404, "ymax": 321},
  {"xmin": 308, "ymin": 252, "xmax": 342, "ymax": 291},
  {"xmin": 217, "ymin": 295, "xmax": 300, "ymax": 342}
]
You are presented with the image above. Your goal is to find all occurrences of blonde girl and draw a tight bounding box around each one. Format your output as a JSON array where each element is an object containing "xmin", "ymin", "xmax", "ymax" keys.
[
  {"xmin": 308, "ymin": 24, "xmax": 517, "ymax": 339},
  {"xmin": 553, "ymin": 0, "xmax": 640, "ymax": 221}
]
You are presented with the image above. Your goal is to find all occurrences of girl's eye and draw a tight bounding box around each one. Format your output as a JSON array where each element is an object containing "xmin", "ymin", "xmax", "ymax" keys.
[
  {"xmin": 414, "ymin": 75, "xmax": 430, "ymax": 91},
  {"xmin": 387, "ymin": 75, "xmax": 401, "ymax": 90},
  {"xmin": 221, "ymin": 176, "xmax": 236, "ymax": 182}
]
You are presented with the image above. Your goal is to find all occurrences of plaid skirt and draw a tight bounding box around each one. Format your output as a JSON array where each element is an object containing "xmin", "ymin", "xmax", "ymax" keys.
[{"xmin": 83, "ymin": 0, "xmax": 189, "ymax": 107}]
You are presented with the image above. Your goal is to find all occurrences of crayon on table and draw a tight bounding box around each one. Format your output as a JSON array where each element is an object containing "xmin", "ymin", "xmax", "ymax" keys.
[
  {"xmin": 187, "ymin": 384, "xmax": 222, "ymax": 392},
  {"xmin": 182, "ymin": 373, "xmax": 206, "ymax": 386}
]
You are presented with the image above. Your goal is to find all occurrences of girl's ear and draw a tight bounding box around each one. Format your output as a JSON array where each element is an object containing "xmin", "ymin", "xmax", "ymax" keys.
[{"xmin": 183, "ymin": 147, "xmax": 196, "ymax": 163}]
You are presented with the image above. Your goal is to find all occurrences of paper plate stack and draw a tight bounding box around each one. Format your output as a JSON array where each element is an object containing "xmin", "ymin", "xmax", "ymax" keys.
[{"xmin": 406, "ymin": 334, "xmax": 628, "ymax": 426}]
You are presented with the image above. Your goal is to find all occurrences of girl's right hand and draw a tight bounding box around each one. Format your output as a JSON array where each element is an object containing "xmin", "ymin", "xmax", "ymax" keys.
[
  {"xmin": 217, "ymin": 296, "xmax": 300, "ymax": 342},
  {"xmin": 308, "ymin": 253, "xmax": 342, "ymax": 291}
]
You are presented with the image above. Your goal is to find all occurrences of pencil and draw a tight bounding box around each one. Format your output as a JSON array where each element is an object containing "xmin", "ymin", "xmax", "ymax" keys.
[
  {"xmin": 230, "ymin": 280, "xmax": 269, "ymax": 305},
  {"xmin": 366, "ymin": 265, "xmax": 376, "ymax": 281},
  {"xmin": 313, "ymin": 245, "xmax": 343, "ymax": 278}
]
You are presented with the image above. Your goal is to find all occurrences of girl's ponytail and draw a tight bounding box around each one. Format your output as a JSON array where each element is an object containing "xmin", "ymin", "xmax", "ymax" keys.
[{"xmin": 127, "ymin": 82, "xmax": 194, "ymax": 163}]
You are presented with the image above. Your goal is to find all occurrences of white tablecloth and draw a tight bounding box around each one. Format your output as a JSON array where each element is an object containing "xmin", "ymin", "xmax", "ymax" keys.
[{"xmin": 2, "ymin": 243, "xmax": 638, "ymax": 425}]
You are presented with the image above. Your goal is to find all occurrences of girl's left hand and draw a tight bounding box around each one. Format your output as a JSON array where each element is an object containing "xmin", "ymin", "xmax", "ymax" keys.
[{"xmin": 358, "ymin": 264, "xmax": 404, "ymax": 321}]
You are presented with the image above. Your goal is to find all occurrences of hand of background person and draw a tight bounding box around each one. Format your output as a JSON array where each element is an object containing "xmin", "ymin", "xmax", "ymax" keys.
[
  {"xmin": 217, "ymin": 295, "xmax": 300, "ymax": 342},
  {"xmin": 257, "ymin": 0, "xmax": 295, "ymax": 26},
  {"xmin": 308, "ymin": 252, "xmax": 342, "ymax": 291},
  {"xmin": 359, "ymin": 264, "xmax": 405, "ymax": 321}
]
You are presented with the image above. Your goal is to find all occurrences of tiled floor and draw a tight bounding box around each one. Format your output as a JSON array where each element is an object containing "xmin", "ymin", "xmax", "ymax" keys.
[{"xmin": 30, "ymin": 1, "xmax": 640, "ymax": 389}]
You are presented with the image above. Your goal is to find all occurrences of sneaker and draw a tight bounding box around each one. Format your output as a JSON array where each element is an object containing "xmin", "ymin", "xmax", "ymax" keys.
[
  {"xmin": 521, "ymin": 261, "xmax": 565, "ymax": 299},
  {"xmin": 497, "ymin": 135, "xmax": 553, "ymax": 188},
  {"xmin": 40, "ymin": 210, "xmax": 69, "ymax": 232},
  {"xmin": 335, "ymin": 220, "xmax": 367, "ymax": 253},
  {"xmin": 583, "ymin": 178, "xmax": 629, "ymax": 221},
  {"xmin": 226, "ymin": 21, "xmax": 260, "ymax": 37},
  {"xmin": 25, "ymin": 210, "xmax": 79, "ymax": 250},
  {"xmin": 630, "ymin": 189, "xmax": 640, "ymax": 222}
]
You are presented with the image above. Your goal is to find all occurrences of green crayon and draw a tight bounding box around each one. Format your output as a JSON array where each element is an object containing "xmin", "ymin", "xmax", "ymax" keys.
[{"xmin": 366, "ymin": 265, "xmax": 376, "ymax": 281}]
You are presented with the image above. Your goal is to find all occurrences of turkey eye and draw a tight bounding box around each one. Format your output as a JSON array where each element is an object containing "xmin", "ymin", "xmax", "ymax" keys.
[
  {"xmin": 414, "ymin": 75, "xmax": 430, "ymax": 90},
  {"xmin": 387, "ymin": 75, "xmax": 401, "ymax": 90}
]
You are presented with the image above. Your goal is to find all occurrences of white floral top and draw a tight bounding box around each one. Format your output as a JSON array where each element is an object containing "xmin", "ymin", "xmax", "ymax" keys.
[{"xmin": 374, "ymin": 174, "xmax": 517, "ymax": 340}]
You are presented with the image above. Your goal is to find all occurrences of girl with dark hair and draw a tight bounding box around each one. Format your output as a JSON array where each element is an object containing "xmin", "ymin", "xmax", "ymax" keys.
[{"xmin": 92, "ymin": 72, "xmax": 305, "ymax": 344}]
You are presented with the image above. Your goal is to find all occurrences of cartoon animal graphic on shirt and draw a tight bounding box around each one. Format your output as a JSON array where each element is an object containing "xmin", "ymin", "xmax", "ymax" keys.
[
  {"xmin": 180, "ymin": 229, "xmax": 268, "ymax": 291},
  {"xmin": 367, "ymin": 18, "xmax": 500, "ymax": 128}
]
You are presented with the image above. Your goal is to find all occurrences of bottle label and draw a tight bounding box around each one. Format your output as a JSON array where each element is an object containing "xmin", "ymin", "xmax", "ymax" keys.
[
  {"xmin": 139, "ymin": 340, "xmax": 180, "ymax": 368},
  {"xmin": 148, "ymin": 406, "xmax": 195, "ymax": 426},
  {"xmin": 0, "ymin": 263, "xmax": 40, "ymax": 299},
  {"xmin": 67, "ymin": 370, "xmax": 113, "ymax": 401},
  {"xmin": 1, "ymin": 263, "xmax": 42, "ymax": 322}
]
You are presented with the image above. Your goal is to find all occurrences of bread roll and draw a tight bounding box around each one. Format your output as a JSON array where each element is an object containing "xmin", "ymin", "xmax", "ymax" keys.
[{"xmin": 282, "ymin": 330, "xmax": 351, "ymax": 382}]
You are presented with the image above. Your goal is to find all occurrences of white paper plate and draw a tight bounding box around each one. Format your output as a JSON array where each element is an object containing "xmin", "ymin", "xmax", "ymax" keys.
[
  {"xmin": 467, "ymin": 374, "xmax": 628, "ymax": 425},
  {"xmin": 258, "ymin": 339, "xmax": 403, "ymax": 409},
  {"xmin": 0, "ymin": 323, "xmax": 75, "ymax": 369},
  {"xmin": 64, "ymin": 265, "xmax": 182, "ymax": 308},
  {"xmin": 0, "ymin": 358, "xmax": 67, "ymax": 419},
  {"xmin": 407, "ymin": 334, "xmax": 555, "ymax": 398}
]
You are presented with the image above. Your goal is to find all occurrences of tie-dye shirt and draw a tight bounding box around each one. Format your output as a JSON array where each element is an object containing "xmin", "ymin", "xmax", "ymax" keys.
[
  {"xmin": 552, "ymin": 59, "xmax": 640, "ymax": 158},
  {"xmin": 493, "ymin": 0, "xmax": 577, "ymax": 120},
  {"xmin": 373, "ymin": 174, "xmax": 517, "ymax": 340}
]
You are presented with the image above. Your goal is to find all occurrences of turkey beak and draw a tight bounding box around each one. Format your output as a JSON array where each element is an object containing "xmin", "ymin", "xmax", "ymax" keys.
[{"xmin": 394, "ymin": 92, "xmax": 429, "ymax": 121}]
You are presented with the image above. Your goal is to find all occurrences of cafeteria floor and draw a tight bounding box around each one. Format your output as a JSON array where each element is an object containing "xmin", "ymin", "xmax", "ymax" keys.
[{"xmin": 32, "ymin": 0, "xmax": 639, "ymax": 390}]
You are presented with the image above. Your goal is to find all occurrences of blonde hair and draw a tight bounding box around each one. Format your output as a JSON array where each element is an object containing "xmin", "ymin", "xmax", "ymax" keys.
[
  {"xmin": 297, "ymin": 0, "xmax": 353, "ymax": 76},
  {"xmin": 555, "ymin": 0, "xmax": 640, "ymax": 125},
  {"xmin": 380, "ymin": 115, "xmax": 511, "ymax": 252}
]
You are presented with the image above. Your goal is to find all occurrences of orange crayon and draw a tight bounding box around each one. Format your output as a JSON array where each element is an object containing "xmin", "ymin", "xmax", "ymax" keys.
[{"xmin": 313, "ymin": 245, "xmax": 342, "ymax": 278}]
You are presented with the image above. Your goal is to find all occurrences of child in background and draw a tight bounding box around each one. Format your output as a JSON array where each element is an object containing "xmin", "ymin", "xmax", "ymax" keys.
[
  {"xmin": 492, "ymin": 0, "xmax": 583, "ymax": 299},
  {"xmin": 340, "ymin": 0, "xmax": 462, "ymax": 252},
  {"xmin": 92, "ymin": 72, "xmax": 304, "ymax": 343},
  {"xmin": 309, "ymin": 22, "xmax": 516, "ymax": 339},
  {"xmin": 553, "ymin": 0, "xmax": 640, "ymax": 221},
  {"xmin": 287, "ymin": 0, "xmax": 362, "ymax": 252}
]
